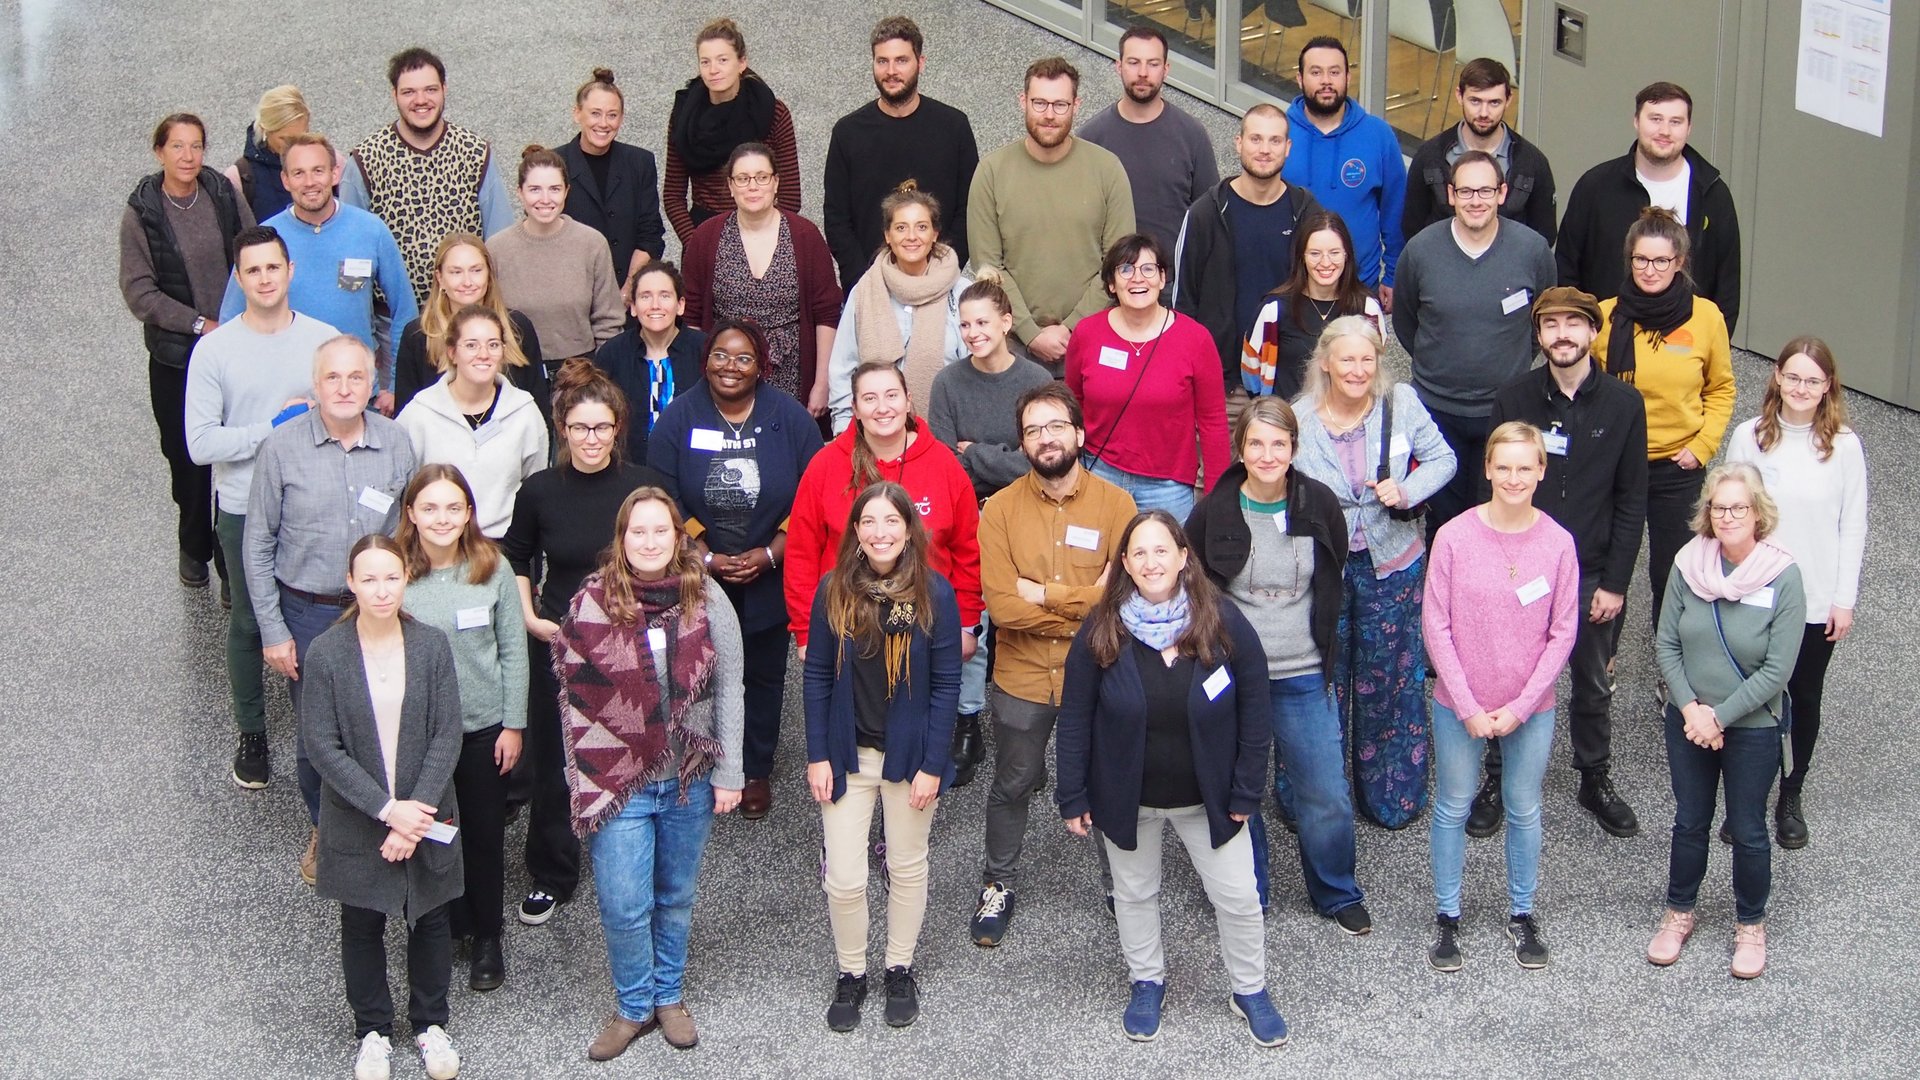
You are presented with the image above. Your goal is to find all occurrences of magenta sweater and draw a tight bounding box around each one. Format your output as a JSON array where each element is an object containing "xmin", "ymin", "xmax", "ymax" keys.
[
  {"xmin": 1064, "ymin": 310, "xmax": 1231, "ymax": 491},
  {"xmin": 1422, "ymin": 509, "xmax": 1580, "ymax": 719}
]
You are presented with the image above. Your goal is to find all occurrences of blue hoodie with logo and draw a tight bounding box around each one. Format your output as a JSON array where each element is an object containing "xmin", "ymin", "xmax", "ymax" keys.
[{"xmin": 1282, "ymin": 97, "xmax": 1408, "ymax": 290}]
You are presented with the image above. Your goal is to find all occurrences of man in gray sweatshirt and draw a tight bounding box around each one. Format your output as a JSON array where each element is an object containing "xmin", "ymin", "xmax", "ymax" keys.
[{"xmin": 1392, "ymin": 151, "xmax": 1558, "ymax": 534}]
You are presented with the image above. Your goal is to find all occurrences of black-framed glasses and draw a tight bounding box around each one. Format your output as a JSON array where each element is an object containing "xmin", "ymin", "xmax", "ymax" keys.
[
  {"xmin": 565, "ymin": 422, "xmax": 616, "ymax": 439},
  {"xmin": 1707, "ymin": 503, "xmax": 1752, "ymax": 519},
  {"xmin": 1026, "ymin": 98, "xmax": 1074, "ymax": 115},
  {"xmin": 1630, "ymin": 254, "xmax": 1678, "ymax": 272},
  {"xmin": 1116, "ymin": 262, "xmax": 1162, "ymax": 280},
  {"xmin": 729, "ymin": 172, "xmax": 775, "ymax": 188},
  {"xmin": 1450, "ymin": 185, "xmax": 1500, "ymax": 201}
]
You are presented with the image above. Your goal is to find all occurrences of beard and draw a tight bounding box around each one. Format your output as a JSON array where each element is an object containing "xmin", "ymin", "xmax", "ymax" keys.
[
  {"xmin": 400, "ymin": 105, "xmax": 442, "ymax": 136},
  {"xmin": 1544, "ymin": 341, "xmax": 1592, "ymax": 368},
  {"xmin": 1637, "ymin": 136, "xmax": 1683, "ymax": 165},
  {"xmin": 1028, "ymin": 445, "xmax": 1078, "ymax": 480},
  {"xmin": 1241, "ymin": 157, "xmax": 1282, "ymax": 181},
  {"xmin": 1025, "ymin": 116, "xmax": 1070, "ymax": 149},
  {"xmin": 1303, "ymin": 88, "xmax": 1345, "ymax": 120},
  {"xmin": 876, "ymin": 71, "xmax": 920, "ymax": 107},
  {"xmin": 1124, "ymin": 79, "xmax": 1161, "ymax": 106}
]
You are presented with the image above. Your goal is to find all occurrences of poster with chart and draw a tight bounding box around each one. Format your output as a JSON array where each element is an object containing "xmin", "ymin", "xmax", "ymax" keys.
[{"xmin": 1796, "ymin": 0, "xmax": 1891, "ymax": 137}]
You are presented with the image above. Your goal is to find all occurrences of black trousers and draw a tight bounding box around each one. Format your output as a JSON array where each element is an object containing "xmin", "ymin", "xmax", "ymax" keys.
[
  {"xmin": 1486, "ymin": 575, "xmax": 1623, "ymax": 781},
  {"xmin": 341, "ymin": 901, "xmax": 451, "ymax": 1038},
  {"xmin": 1421, "ymin": 406, "xmax": 1489, "ymax": 542},
  {"xmin": 1644, "ymin": 458, "xmax": 1706, "ymax": 630},
  {"xmin": 450, "ymin": 725, "xmax": 508, "ymax": 939},
  {"xmin": 523, "ymin": 633, "xmax": 580, "ymax": 900},
  {"xmin": 1782, "ymin": 624, "xmax": 1838, "ymax": 798},
  {"xmin": 739, "ymin": 621, "xmax": 791, "ymax": 780},
  {"xmin": 147, "ymin": 358, "xmax": 219, "ymax": 569}
]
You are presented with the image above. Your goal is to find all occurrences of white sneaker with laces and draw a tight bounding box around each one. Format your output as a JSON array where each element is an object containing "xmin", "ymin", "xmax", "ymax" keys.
[
  {"xmin": 415, "ymin": 1025, "xmax": 460, "ymax": 1079},
  {"xmin": 352, "ymin": 1032, "xmax": 391, "ymax": 1080}
]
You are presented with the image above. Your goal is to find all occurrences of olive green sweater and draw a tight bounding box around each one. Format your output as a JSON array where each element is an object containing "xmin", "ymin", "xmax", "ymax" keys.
[{"xmin": 1654, "ymin": 558, "xmax": 1805, "ymax": 729}]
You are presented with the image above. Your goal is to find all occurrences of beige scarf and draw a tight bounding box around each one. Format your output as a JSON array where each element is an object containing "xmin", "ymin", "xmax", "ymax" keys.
[{"xmin": 853, "ymin": 246, "xmax": 961, "ymax": 416}]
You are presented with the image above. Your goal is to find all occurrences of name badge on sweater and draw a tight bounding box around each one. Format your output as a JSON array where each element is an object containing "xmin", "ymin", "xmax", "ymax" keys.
[
  {"xmin": 358, "ymin": 486, "xmax": 394, "ymax": 514},
  {"xmin": 1274, "ymin": 511, "xmax": 1289, "ymax": 534},
  {"xmin": 424, "ymin": 820, "xmax": 459, "ymax": 844},
  {"xmin": 341, "ymin": 258, "xmax": 373, "ymax": 278},
  {"xmin": 1389, "ymin": 433, "xmax": 1411, "ymax": 457},
  {"xmin": 648, "ymin": 627, "xmax": 668, "ymax": 652},
  {"xmin": 1202, "ymin": 666, "xmax": 1232, "ymax": 701},
  {"xmin": 455, "ymin": 606, "xmax": 491, "ymax": 630},
  {"xmin": 1543, "ymin": 430, "xmax": 1570, "ymax": 456},
  {"xmin": 1739, "ymin": 587, "xmax": 1775, "ymax": 609},
  {"xmin": 1098, "ymin": 345, "xmax": 1130, "ymax": 371},
  {"xmin": 1516, "ymin": 575, "xmax": 1551, "ymax": 606},
  {"xmin": 689, "ymin": 428, "xmax": 724, "ymax": 451},
  {"xmin": 1065, "ymin": 525, "xmax": 1101, "ymax": 550},
  {"xmin": 1501, "ymin": 289, "xmax": 1531, "ymax": 315}
]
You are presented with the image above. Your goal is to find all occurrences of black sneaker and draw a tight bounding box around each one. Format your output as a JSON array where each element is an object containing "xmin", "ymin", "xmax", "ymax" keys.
[
  {"xmin": 1429, "ymin": 914, "xmax": 1463, "ymax": 973},
  {"xmin": 827, "ymin": 972, "xmax": 868, "ymax": 1032},
  {"xmin": 1466, "ymin": 778, "xmax": 1503, "ymax": 838},
  {"xmin": 882, "ymin": 965, "xmax": 919, "ymax": 1027},
  {"xmin": 519, "ymin": 890, "xmax": 559, "ymax": 925},
  {"xmin": 1331, "ymin": 902, "xmax": 1373, "ymax": 936},
  {"xmin": 1577, "ymin": 769, "xmax": 1641, "ymax": 837},
  {"xmin": 1508, "ymin": 914, "xmax": 1550, "ymax": 969},
  {"xmin": 469, "ymin": 935, "xmax": 505, "ymax": 992},
  {"xmin": 232, "ymin": 732, "xmax": 270, "ymax": 790},
  {"xmin": 1775, "ymin": 791, "xmax": 1809, "ymax": 849},
  {"xmin": 1718, "ymin": 820, "xmax": 1733, "ymax": 846},
  {"xmin": 971, "ymin": 882, "xmax": 1015, "ymax": 947}
]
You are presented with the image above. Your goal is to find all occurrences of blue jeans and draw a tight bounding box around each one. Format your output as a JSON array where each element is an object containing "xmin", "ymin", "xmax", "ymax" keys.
[
  {"xmin": 959, "ymin": 614, "xmax": 989, "ymax": 716},
  {"xmin": 587, "ymin": 776, "xmax": 716, "ymax": 1021},
  {"xmin": 1250, "ymin": 674, "xmax": 1363, "ymax": 914},
  {"xmin": 1431, "ymin": 701, "xmax": 1554, "ymax": 918},
  {"xmin": 1663, "ymin": 705, "xmax": 1779, "ymax": 923},
  {"xmin": 1085, "ymin": 456, "xmax": 1195, "ymax": 519},
  {"xmin": 283, "ymin": 586, "xmax": 349, "ymax": 825}
]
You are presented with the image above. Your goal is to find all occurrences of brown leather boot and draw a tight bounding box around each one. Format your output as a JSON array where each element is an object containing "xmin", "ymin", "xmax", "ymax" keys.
[
  {"xmin": 655, "ymin": 1002, "xmax": 698, "ymax": 1049},
  {"xmin": 299, "ymin": 827, "xmax": 318, "ymax": 887},
  {"xmin": 587, "ymin": 1012, "xmax": 657, "ymax": 1061}
]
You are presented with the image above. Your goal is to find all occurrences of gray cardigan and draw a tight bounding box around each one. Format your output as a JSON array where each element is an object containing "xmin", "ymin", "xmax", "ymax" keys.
[
  {"xmin": 1293, "ymin": 382, "xmax": 1457, "ymax": 577},
  {"xmin": 302, "ymin": 618, "xmax": 465, "ymax": 922}
]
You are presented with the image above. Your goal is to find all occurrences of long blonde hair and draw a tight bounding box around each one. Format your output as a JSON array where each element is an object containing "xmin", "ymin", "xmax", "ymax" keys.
[{"xmin": 420, "ymin": 233, "xmax": 530, "ymax": 375}]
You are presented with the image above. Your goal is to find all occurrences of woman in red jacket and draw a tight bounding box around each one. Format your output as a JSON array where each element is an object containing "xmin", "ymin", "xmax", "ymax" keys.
[{"xmin": 787, "ymin": 362, "xmax": 982, "ymax": 672}]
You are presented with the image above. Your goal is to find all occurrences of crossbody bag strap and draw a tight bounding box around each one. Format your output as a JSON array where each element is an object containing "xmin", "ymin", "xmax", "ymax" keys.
[{"xmin": 1709, "ymin": 599, "xmax": 1791, "ymax": 777}]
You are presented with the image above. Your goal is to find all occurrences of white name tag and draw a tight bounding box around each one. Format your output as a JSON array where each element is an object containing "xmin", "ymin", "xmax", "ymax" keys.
[
  {"xmin": 1516, "ymin": 575, "xmax": 1551, "ymax": 606},
  {"xmin": 1098, "ymin": 345, "xmax": 1130, "ymax": 371},
  {"xmin": 689, "ymin": 428, "xmax": 724, "ymax": 451},
  {"xmin": 1202, "ymin": 665, "xmax": 1232, "ymax": 701},
  {"xmin": 647, "ymin": 627, "xmax": 668, "ymax": 652},
  {"xmin": 357, "ymin": 486, "xmax": 394, "ymax": 514},
  {"xmin": 424, "ymin": 820, "xmax": 459, "ymax": 844},
  {"xmin": 340, "ymin": 257, "xmax": 374, "ymax": 278},
  {"xmin": 1738, "ymin": 587, "xmax": 1775, "ymax": 609},
  {"xmin": 1274, "ymin": 511, "xmax": 1289, "ymax": 534},
  {"xmin": 1501, "ymin": 289, "xmax": 1531, "ymax": 315},
  {"xmin": 1389, "ymin": 433, "xmax": 1411, "ymax": 457},
  {"xmin": 1064, "ymin": 524, "xmax": 1101, "ymax": 550},
  {"xmin": 455, "ymin": 605, "xmax": 491, "ymax": 630},
  {"xmin": 1543, "ymin": 431, "xmax": 1570, "ymax": 456}
]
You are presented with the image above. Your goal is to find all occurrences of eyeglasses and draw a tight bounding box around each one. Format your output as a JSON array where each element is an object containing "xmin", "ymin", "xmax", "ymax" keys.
[
  {"xmin": 1451, "ymin": 185, "xmax": 1501, "ymax": 201},
  {"xmin": 1630, "ymin": 254, "xmax": 1678, "ymax": 272},
  {"xmin": 566, "ymin": 422, "xmax": 616, "ymax": 439},
  {"xmin": 1116, "ymin": 262, "xmax": 1162, "ymax": 280},
  {"xmin": 1779, "ymin": 373, "xmax": 1829, "ymax": 390},
  {"xmin": 707, "ymin": 349, "xmax": 759, "ymax": 369},
  {"xmin": 1021, "ymin": 420, "xmax": 1076, "ymax": 441},
  {"xmin": 1707, "ymin": 503, "xmax": 1752, "ymax": 519},
  {"xmin": 729, "ymin": 172, "xmax": 776, "ymax": 188},
  {"xmin": 1027, "ymin": 98, "xmax": 1075, "ymax": 115}
]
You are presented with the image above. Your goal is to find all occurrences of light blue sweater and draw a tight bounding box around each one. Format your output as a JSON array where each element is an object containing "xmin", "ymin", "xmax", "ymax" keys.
[{"xmin": 1293, "ymin": 383, "xmax": 1457, "ymax": 577}]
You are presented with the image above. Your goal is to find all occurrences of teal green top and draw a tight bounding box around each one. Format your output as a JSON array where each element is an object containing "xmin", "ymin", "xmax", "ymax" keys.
[
  {"xmin": 402, "ymin": 558, "xmax": 530, "ymax": 732},
  {"xmin": 1238, "ymin": 492, "xmax": 1288, "ymax": 514},
  {"xmin": 1654, "ymin": 557, "xmax": 1805, "ymax": 729}
]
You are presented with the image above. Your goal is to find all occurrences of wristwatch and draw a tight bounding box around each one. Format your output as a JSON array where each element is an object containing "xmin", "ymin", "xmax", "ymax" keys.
[{"xmin": 191, "ymin": 315, "xmax": 207, "ymax": 335}]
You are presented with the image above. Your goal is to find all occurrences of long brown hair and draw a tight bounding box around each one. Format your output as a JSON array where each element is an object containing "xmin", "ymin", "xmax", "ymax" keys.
[
  {"xmin": 1756, "ymin": 335, "xmax": 1848, "ymax": 462},
  {"xmin": 339, "ymin": 534, "xmax": 414, "ymax": 625},
  {"xmin": 420, "ymin": 233, "xmax": 530, "ymax": 374},
  {"xmin": 824, "ymin": 482, "xmax": 935, "ymax": 649},
  {"xmin": 596, "ymin": 487, "xmax": 707, "ymax": 625},
  {"xmin": 550, "ymin": 358, "xmax": 630, "ymax": 467},
  {"xmin": 397, "ymin": 464, "xmax": 501, "ymax": 585},
  {"xmin": 847, "ymin": 362, "xmax": 921, "ymax": 492},
  {"xmin": 1082, "ymin": 511, "xmax": 1231, "ymax": 668},
  {"xmin": 1274, "ymin": 210, "xmax": 1373, "ymax": 331}
]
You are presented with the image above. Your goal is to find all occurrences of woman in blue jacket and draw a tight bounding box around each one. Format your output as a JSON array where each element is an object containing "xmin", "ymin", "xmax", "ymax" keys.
[
  {"xmin": 1055, "ymin": 510, "xmax": 1286, "ymax": 1049},
  {"xmin": 651, "ymin": 315, "xmax": 823, "ymax": 819},
  {"xmin": 803, "ymin": 481, "xmax": 960, "ymax": 1035}
]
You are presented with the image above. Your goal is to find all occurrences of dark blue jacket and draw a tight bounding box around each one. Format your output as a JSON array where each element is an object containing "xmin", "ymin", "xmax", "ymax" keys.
[
  {"xmin": 558, "ymin": 135, "xmax": 667, "ymax": 286},
  {"xmin": 594, "ymin": 326, "xmax": 708, "ymax": 464},
  {"xmin": 804, "ymin": 571, "xmax": 961, "ymax": 802},
  {"xmin": 649, "ymin": 381, "xmax": 822, "ymax": 633},
  {"xmin": 1055, "ymin": 594, "xmax": 1271, "ymax": 850}
]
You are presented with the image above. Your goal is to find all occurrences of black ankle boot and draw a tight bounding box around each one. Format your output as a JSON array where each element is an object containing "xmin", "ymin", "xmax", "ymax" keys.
[
  {"xmin": 1578, "ymin": 768, "xmax": 1640, "ymax": 838},
  {"xmin": 950, "ymin": 712, "xmax": 983, "ymax": 787},
  {"xmin": 1775, "ymin": 791, "xmax": 1809, "ymax": 849}
]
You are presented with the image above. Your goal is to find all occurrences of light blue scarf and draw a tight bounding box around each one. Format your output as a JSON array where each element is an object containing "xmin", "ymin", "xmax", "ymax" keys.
[{"xmin": 1120, "ymin": 588, "xmax": 1191, "ymax": 651}]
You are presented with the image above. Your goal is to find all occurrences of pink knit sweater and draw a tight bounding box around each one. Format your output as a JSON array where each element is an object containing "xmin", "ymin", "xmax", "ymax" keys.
[{"xmin": 1422, "ymin": 509, "xmax": 1581, "ymax": 719}]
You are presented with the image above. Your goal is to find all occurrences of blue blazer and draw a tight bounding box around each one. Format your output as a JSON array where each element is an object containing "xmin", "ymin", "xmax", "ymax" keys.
[
  {"xmin": 649, "ymin": 381, "xmax": 823, "ymax": 633},
  {"xmin": 1055, "ymin": 594, "xmax": 1271, "ymax": 850},
  {"xmin": 803, "ymin": 571, "xmax": 961, "ymax": 802}
]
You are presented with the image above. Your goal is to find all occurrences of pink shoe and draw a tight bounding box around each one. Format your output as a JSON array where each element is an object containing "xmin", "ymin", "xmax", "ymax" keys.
[
  {"xmin": 1647, "ymin": 909, "xmax": 1695, "ymax": 966},
  {"xmin": 1731, "ymin": 922, "xmax": 1767, "ymax": 979}
]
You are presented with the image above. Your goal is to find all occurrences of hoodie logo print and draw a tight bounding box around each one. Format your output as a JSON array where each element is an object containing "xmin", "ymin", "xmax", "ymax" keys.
[{"xmin": 1341, "ymin": 158, "xmax": 1367, "ymax": 188}]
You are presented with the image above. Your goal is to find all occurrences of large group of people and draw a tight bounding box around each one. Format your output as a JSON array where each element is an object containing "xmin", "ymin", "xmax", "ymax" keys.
[{"xmin": 121, "ymin": 15, "xmax": 1870, "ymax": 1079}]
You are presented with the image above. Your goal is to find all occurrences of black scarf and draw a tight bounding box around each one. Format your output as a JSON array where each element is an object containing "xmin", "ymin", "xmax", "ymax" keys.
[
  {"xmin": 1605, "ymin": 274, "xmax": 1694, "ymax": 384},
  {"xmin": 669, "ymin": 72, "xmax": 777, "ymax": 174}
]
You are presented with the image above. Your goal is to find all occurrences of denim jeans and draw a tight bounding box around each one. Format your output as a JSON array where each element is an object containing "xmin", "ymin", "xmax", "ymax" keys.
[
  {"xmin": 1253, "ymin": 674, "xmax": 1363, "ymax": 915},
  {"xmin": 284, "ymin": 586, "xmax": 350, "ymax": 825},
  {"xmin": 959, "ymin": 614, "xmax": 989, "ymax": 717},
  {"xmin": 1431, "ymin": 701, "xmax": 1555, "ymax": 918},
  {"xmin": 587, "ymin": 776, "xmax": 716, "ymax": 1022},
  {"xmin": 1086, "ymin": 456, "xmax": 1195, "ymax": 519},
  {"xmin": 1663, "ymin": 705, "xmax": 1779, "ymax": 923},
  {"xmin": 214, "ymin": 508, "xmax": 266, "ymax": 734}
]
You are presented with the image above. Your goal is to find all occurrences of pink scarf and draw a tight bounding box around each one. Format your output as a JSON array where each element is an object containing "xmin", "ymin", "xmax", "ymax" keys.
[
  {"xmin": 1674, "ymin": 536, "xmax": 1795, "ymax": 602},
  {"xmin": 852, "ymin": 247, "xmax": 960, "ymax": 416}
]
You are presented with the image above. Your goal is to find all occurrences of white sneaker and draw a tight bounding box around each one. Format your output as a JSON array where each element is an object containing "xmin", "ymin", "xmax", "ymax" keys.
[
  {"xmin": 415, "ymin": 1025, "xmax": 460, "ymax": 1079},
  {"xmin": 352, "ymin": 1032, "xmax": 391, "ymax": 1080}
]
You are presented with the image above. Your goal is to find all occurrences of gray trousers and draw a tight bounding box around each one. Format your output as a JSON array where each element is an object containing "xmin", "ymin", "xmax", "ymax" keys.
[
  {"xmin": 983, "ymin": 688, "xmax": 1111, "ymax": 891},
  {"xmin": 1104, "ymin": 805, "xmax": 1266, "ymax": 995}
]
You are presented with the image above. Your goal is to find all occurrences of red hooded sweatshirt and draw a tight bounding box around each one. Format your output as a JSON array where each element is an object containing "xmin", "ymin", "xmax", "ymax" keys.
[{"xmin": 785, "ymin": 424, "xmax": 983, "ymax": 647}]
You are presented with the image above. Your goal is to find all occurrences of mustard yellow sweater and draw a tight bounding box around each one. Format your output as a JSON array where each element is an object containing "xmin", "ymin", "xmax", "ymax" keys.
[{"xmin": 1594, "ymin": 295, "xmax": 1735, "ymax": 463}]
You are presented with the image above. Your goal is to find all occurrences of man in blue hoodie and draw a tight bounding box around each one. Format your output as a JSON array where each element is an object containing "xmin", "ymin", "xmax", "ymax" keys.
[{"xmin": 1282, "ymin": 37, "xmax": 1408, "ymax": 312}]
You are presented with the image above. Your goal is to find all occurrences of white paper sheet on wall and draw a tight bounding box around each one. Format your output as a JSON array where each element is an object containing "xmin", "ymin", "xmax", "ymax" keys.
[{"xmin": 1796, "ymin": 0, "xmax": 1892, "ymax": 137}]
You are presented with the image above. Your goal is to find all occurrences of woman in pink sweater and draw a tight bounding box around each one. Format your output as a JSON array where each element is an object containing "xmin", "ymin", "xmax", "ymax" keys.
[{"xmin": 1421, "ymin": 422, "xmax": 1579, "ymax": 974}]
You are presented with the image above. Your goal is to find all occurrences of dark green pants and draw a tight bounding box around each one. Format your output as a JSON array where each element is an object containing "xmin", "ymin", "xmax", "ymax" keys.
[{"xmin": 215, "ymin": 507, "xmax": 266, "ymax": 734}]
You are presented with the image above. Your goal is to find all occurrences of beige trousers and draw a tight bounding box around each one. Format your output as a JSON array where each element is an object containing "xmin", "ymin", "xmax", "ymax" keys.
[{"xmin": 820, "ymin": 747, "xmax": 938, "ymax": 974}]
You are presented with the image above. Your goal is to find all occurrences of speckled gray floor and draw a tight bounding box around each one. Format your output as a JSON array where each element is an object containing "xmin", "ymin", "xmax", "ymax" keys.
[{"xmin": 3, "ymin": 1, "xmax": 1917, "ymax": 1076}]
